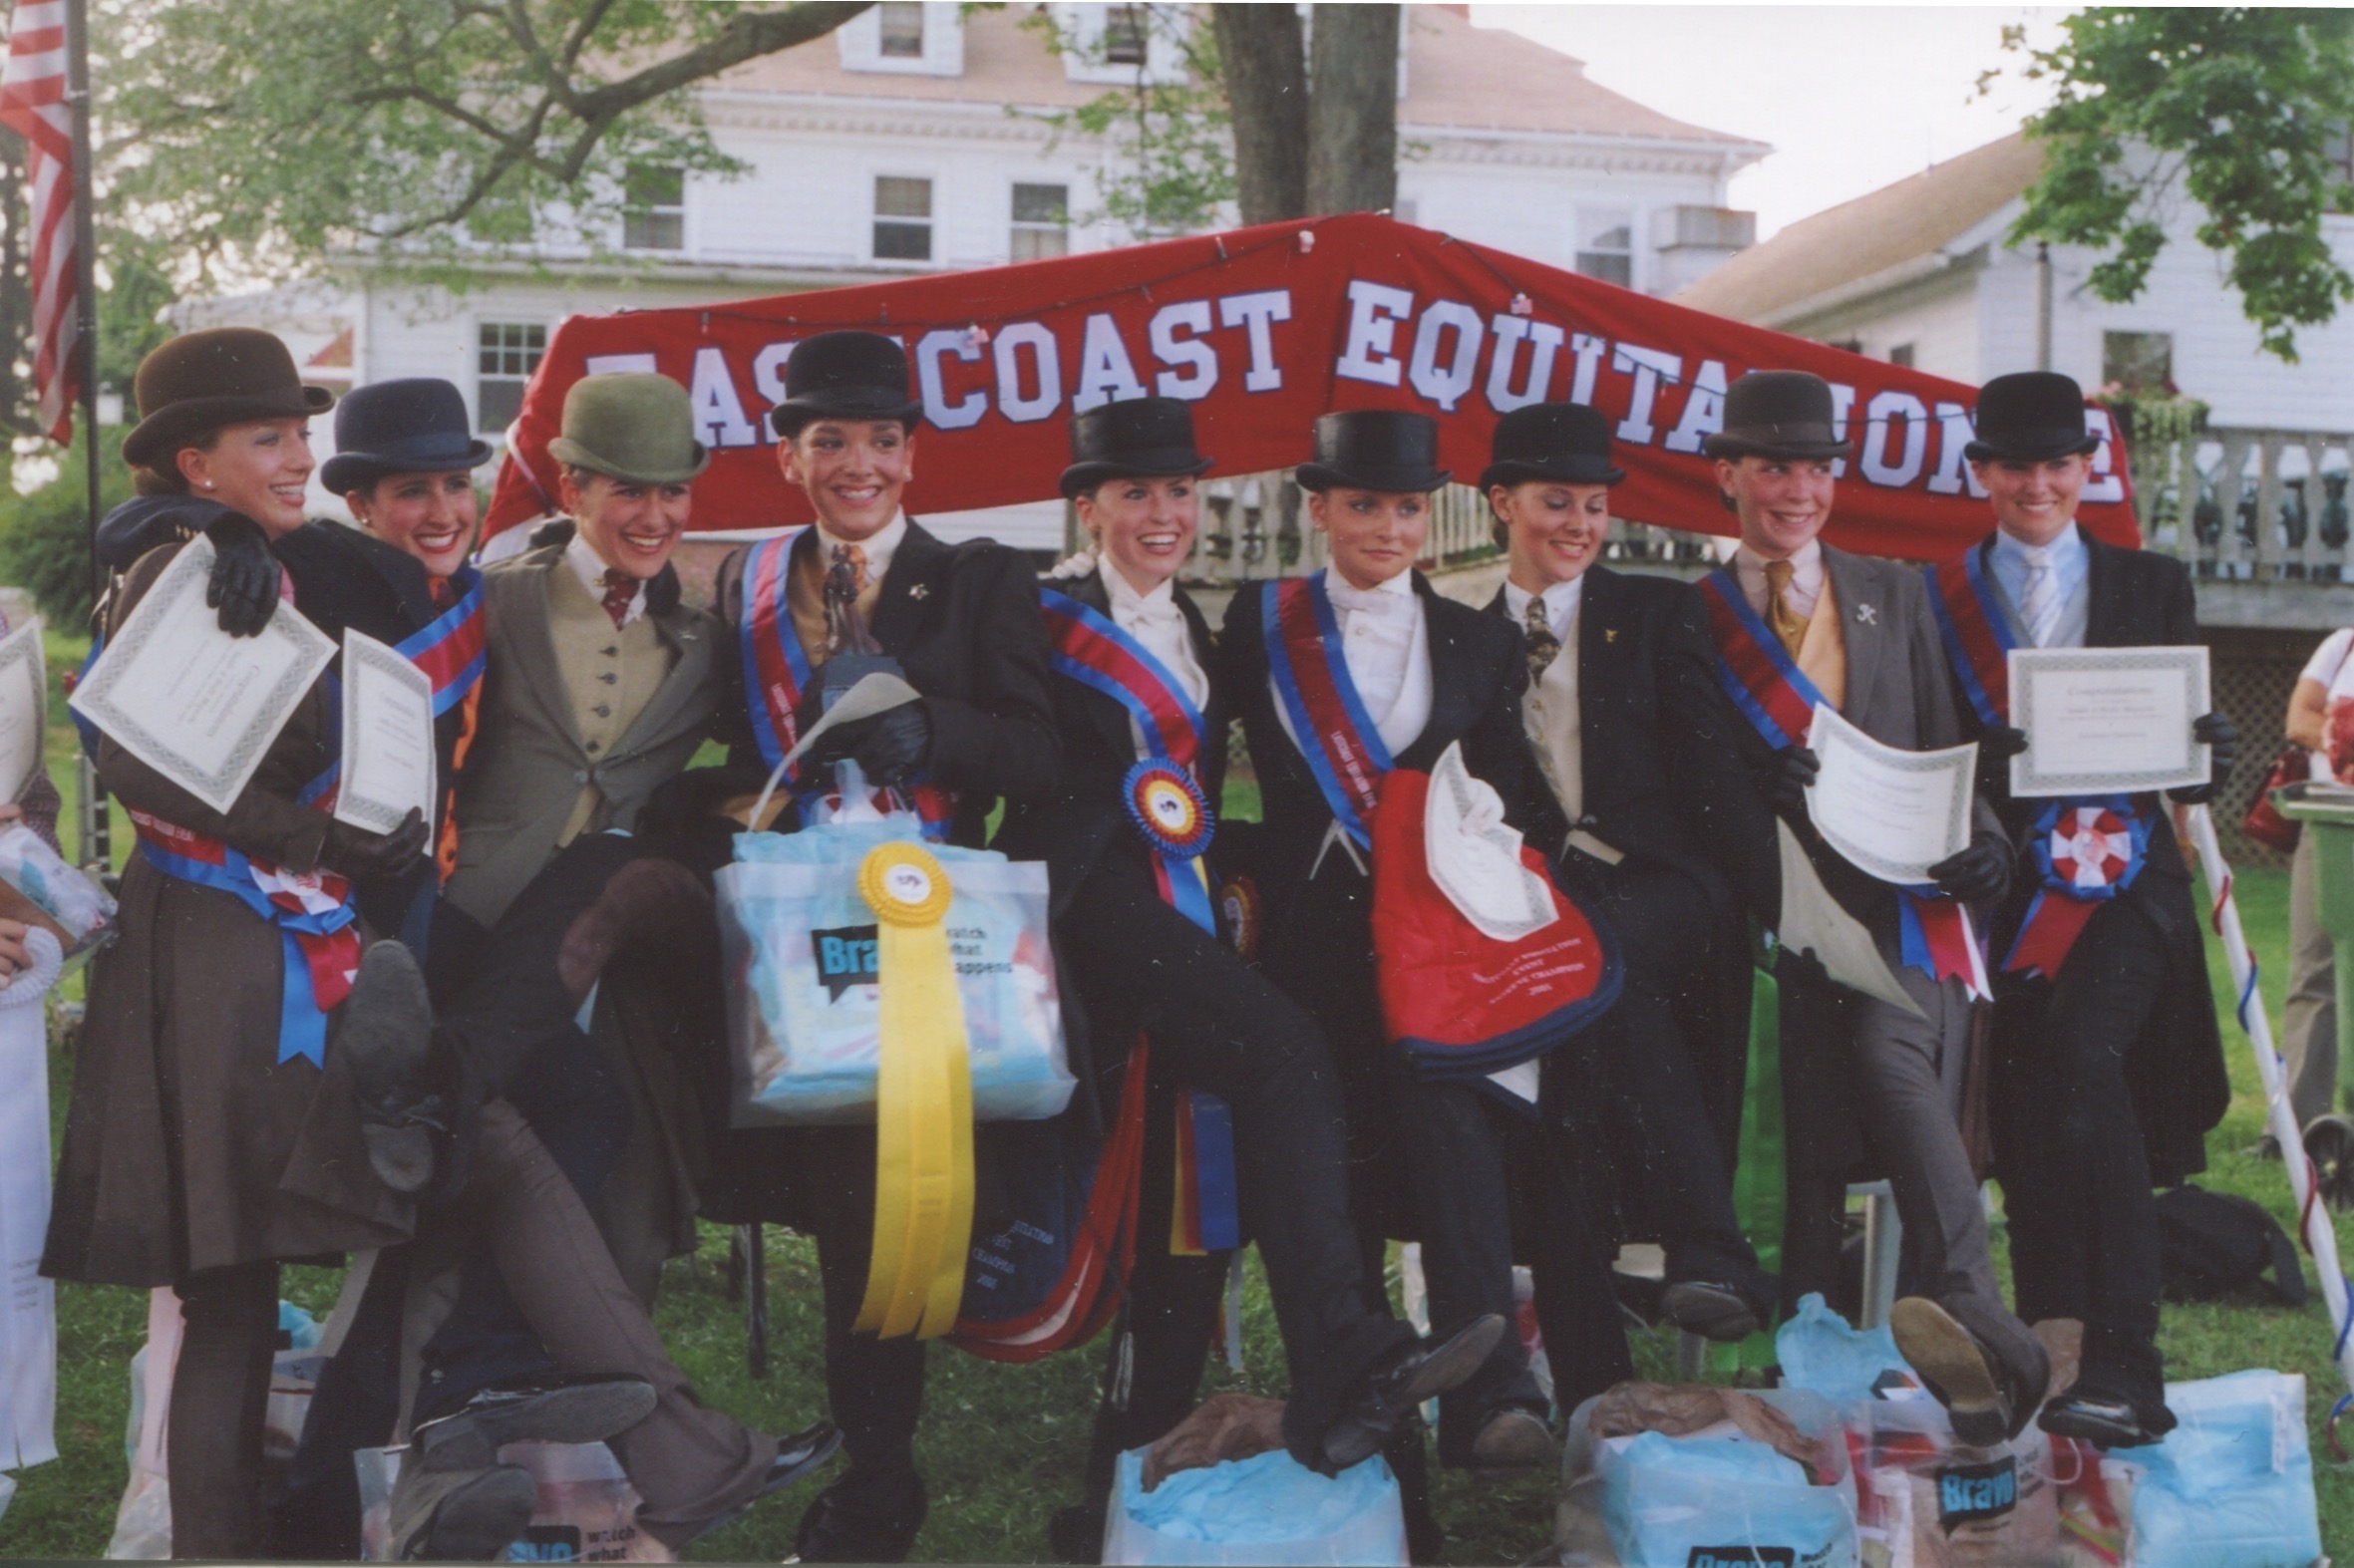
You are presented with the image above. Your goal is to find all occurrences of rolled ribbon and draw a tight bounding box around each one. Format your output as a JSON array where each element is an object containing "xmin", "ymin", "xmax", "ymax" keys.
[{"xmin": 853, "ymin": 841, "xmax": 978, "ymax": 1341}]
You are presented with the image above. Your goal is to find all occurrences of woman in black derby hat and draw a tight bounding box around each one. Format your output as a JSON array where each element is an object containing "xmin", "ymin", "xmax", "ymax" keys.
[
  {"xmin": 1215, "ymin": 408, "xmax": 1575, "ymax": 1519},
  {"xmin": 46, "ymin": 331, "xmax": 439, "ymax": 1559}
]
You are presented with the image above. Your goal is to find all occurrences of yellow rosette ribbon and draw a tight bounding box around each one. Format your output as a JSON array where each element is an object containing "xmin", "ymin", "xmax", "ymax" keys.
[{"xmin": 852, "ymin": 842, "xmax": 977, "ymax": 1340}]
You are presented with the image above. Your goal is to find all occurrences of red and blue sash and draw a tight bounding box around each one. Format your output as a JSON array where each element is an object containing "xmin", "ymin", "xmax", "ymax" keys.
[
  {"xmin": 737, "ymin": 529, "xmax": 952, "ymax": 840},
  {"xmin": 402, "ymin": 565, "xmax": 488, "ymax": 717},
  {"xmin": 131, "ymin": 810, "xmax": 358, "ymax": 1068},
  {"xmin": 1262, "ymin": 575, "xmax": 1394, "ymax": 850},
  {"xmin": 1701, "ymin": 565, "xmax": 1985, "ymax": 996},
  {"xmin": 1039, "ymin": 584, "xmax": 1237, "ymax": 1254},
  {"xmin": 1923, "ymin": 549, "xmax": 2148, "ymax": 981}
]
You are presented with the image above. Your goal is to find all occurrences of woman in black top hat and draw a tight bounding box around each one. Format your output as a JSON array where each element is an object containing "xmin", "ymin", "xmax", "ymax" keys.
[
  {"xmin": 46, "ymin": 328, "xmax": 434, "ymax": 1559},
  {"xmin": 1219, "ymin": 409, "xmax": 1573, "ymax": 1479},
  {"xmin": 1000, "ymin": 398, "xmax": 1502, "ymax": 1558}
]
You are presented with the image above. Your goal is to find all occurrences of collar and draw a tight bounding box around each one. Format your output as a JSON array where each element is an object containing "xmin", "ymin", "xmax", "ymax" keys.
[
  {"xmin": 1103, "ymin": 556, "xmax": 1180, "ymax": 620},
  {"xmin": 563, "ymin": 530, "xmax": 645, "ymax": 626},
  {"xmin": 1735, "ymin": 537, "xmax": 1822, "ymax": 588},
  {"xmin": 815, "ymin": 511, "xmax": 908, "ymax": 588},
  {"xmin": 1990, "ymin": 518, "xmax": 2086, "ymax": 573},
  {"xmin": 1502, "ymin": 574, "xmax": 1584, "ymax": 634},
  {"xmin": 1324, "ymin": 565, "xmax": 1416, "ymax": 607}
]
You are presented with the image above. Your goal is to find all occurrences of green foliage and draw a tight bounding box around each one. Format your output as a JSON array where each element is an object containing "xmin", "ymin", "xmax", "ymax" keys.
[
  {"xmin": 90, "ymin": 0, "xmax": 869, "ymax": 290},
  {"xmin": 1017, "ymin": 4, "xmax": 1236, "ymax": 238},
  {"xmin": 0, "ymin": 434, "xmax": 133, "ymax": 629},
  {"xmin": 2003, "ymin": 8, "xmax": 2354, "ymax": 362}
]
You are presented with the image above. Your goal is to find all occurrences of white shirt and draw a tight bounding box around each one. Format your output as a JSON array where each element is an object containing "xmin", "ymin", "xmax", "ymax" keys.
[
  {"xmin": 1103, "ymin": 558, "xmax": 1210, "ymax": 758},
  {"xmin": 1733, "ymin": 539, "xmax": 1825, "ymax": 620},
  {"xmin": 564, "ymin": 531, "xmax": 645, "ymax": 627},
  {"xmin": 1322, "ymin": 567, "xmax": 1432, "ymax": 755},
  {"xmin": 816, "ymin": 511, "xmax": 907, "ymax": 590},
  {"xmin": 2301, "ymin": 627, "xmax": 2354, "ymax": 781}
]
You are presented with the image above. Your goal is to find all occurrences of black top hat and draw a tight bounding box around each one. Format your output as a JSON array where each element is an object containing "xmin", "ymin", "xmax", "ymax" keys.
[
  {"xmin": 769, "ymin": 330, "xmax": 925, "ymax": 438},
  {"xmin": 1060, "ymin": 397, "xmax": 1214, "ymax": 498},
  {"xmin": 320, "ymin": 378, "xmax": 495, "ymax": 495},
  {"xmin": 1701, "ymin": 371, "xmax": 1852, "ymax": 462},
  {"xmin": 1966, "ymin": 371, "xmax": 2101, "ymax": 463},
  {"xmin": 122, "ymin": 328, "xmax": 337, "ymax": 470},
  {"xmin": 1295, "ymin": 410, "xmax": 1451, "ymax": 493},
  {"xmin": 1478, "ymin": 403, "xmax": 1625, "ymax": 493}
]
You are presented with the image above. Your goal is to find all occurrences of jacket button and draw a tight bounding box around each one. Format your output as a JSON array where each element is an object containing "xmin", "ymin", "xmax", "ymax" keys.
[
  {"xmin": 592, "ymin": 704, "xmax": 610, "ymax": 718},
  {"xmin": 600, "ymin": 672, "xmax": 616, "ymax": 685},
  {"xmin": 573, "ymin": 770, "xmax": 588, "ymax": 784},
  {"xmin": 586, "ymin": 741, "xmax": 601, "ymax": 755}
]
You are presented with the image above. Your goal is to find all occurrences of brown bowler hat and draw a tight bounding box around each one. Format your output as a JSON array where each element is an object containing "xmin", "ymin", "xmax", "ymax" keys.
[
  {"xmin": 122, "ymin": 328, "xmax": 336, "ymax": 470},
  {"xmin": 1701, "ymin": 371, "xmax": 1852, "ymax": 463}
]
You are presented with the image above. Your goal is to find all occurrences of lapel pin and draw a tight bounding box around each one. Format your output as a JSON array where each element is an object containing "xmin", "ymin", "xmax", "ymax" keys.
[
  {"xmin": 1855, "ymin": 603, "xmax": 1877, "ymax": 625},
  {"xmin": 908, "ymin": 582, "xmax": 929, "ymax": 600},
  {"xmin": 1604, "ymin": 628, "xmax": 1618, "ymax": 643}
]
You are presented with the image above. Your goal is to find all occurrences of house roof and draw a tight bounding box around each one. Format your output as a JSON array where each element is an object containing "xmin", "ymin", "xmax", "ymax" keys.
[
  {"xmin": 714, "ymin": 3, "xmax": 1761, "ymax": 151},
  {"xmin": 1675, "ymin": 132, "xmax": 2042, "ymax": 322}
]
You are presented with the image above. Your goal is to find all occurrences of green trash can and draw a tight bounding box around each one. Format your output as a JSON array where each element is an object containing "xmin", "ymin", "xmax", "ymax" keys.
[{"xmin": 2273, "ymin": 784, "xmax": 2354, "ymax": 1203}]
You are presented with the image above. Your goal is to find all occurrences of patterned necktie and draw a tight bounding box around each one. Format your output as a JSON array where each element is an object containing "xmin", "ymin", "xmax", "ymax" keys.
[
  {"xmin": 2019, "ymin": 549, "xmax": 2058, "ymax": 648},
  {"xmin": 1522, "ymin": 593, "xmax": 1560, "ymax": 681},
  {"xmin": 1764, "ymin": 558, "xmax": 1808, "ymax": 662},
  {"xmin": 832, "ymin": 542, "xmax": 868, "ymax": 596},
  {"xmin": 600, "ymin": 567, "xmax": 637, "ymax": 629},
  {"xmin": 431, "ymin": 574, "xmax": 457, "ymax": 609}
]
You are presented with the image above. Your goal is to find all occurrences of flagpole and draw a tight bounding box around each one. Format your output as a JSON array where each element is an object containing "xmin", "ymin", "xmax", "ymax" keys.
[{"xmin": 63, "ymin": 0, "xmax": 103, "ymax": 868}]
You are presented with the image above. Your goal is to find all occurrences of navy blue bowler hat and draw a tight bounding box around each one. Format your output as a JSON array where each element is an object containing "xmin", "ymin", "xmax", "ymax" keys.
[
  {"xmin": 321, "ymin": 378, "xmax": 495, "ymax": 495},
  {"xmin": 1967, "ymin": 371, "xmax": 2102, "ymax": 463},
  {"xmin": 1479, "ymin": 403, "xmax": 1624, "ymax": 493},
  {"xmin": 1295, "ymin": 410, "xmax": 1450, "ymax": 493},
  {"xmin": 1060, "ymin": 396, "xmax": 1213, "ymax": 498},
  {"xmin": 770, "ymin": 330, "xmax": 926, "ymax": 438}
]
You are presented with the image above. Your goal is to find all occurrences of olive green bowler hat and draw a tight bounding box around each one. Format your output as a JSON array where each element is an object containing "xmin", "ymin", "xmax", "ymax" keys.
[{"xmin": 546, "ymin": 372, "xmax": 711, "ymax": 485}]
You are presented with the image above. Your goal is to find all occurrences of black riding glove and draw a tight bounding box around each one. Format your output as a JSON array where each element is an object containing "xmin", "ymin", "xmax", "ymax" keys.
[
  {"xmin": 1980, "ymin": 725, "xmax": 2029, "ymax": 762},
  {"xmin": 1769, "ymin": 744, "xmax": 1820, "ymax": 817},
  {"xmin": 321, "ymin": 807, "xmax": 429, "ymax": 881},
  {"xmin": 203, "ymin": 510, "xmax": 283, "ymax": 638},
  {"xmin": 1928, "ymin": 829, "xmax": 2013, "ymax": 905},
  {"xmin": 2169, "ymin": 711, "xmax": 2239, "ymax": 804},
  {"xmin": 806, "ymin": 703, "xmax": 932, "ymax": 787}
]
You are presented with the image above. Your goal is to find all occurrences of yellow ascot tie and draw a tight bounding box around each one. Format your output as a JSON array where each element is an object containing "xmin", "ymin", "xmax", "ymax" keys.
[
  {"xmin": 1764, "ymin": 558, "xmax": 1808, "ymax": 663},
  {"xmin": 852, "ymin": 842, "xmax": 976, "ymax": 1340}
]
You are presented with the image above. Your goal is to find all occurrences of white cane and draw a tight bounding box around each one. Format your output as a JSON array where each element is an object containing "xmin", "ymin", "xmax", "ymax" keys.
[{"xmin": 2183, "ymin": 802, "xmax": 2354, "ymax": 1451}]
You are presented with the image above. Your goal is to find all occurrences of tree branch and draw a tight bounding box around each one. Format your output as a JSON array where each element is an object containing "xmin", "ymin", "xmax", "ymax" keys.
[{"xmin": 571, "ymin": 2, "xmax": 872, "ymax": 122}]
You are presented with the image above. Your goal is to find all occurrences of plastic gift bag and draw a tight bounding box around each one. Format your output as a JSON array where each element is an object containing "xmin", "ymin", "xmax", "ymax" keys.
[
  {"xmin": 0, "ymin": 822, "xmax": 115, "ymax": 959},
  {"xmin": 1101, "ymin": 1445, "xmax": 1407, "ymax": 1566},
  {"xmin": 2123, "ymin": 1371, "xmax": 2320, "ymax": 1568},
  {"xmin": 716, "ymin": 816, "xmax": 1072, "ymax": 1125},
  {"xmin": 1776, "ymin": 1292, "xmax": 1919, "ymax": 1408},
  {"xmin": 357, "ymin": 1440, "xmax": 673, "ymax": 1563}
]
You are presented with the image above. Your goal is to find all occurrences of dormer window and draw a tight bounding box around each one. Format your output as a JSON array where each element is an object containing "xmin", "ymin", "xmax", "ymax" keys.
[
  {"xmin": 1102, "ymin": 6, "xmax": 1148, "ymax": 66},
  {"xmin": 878, "ymin": 3, "xmax": 924, "ymax": 59},
  {"xmin": 1057, "ymin": 3, "xmax": 1186, "ymax": 87}
]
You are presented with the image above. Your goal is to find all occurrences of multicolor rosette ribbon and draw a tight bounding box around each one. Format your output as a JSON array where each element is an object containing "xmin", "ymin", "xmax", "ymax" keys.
[{"xmin": 2003, "ymin": 796, "xmax": 2149, "ymax": 981}]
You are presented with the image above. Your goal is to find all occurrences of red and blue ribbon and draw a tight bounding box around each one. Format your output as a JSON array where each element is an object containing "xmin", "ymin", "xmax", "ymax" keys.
[
  {"xmin": 1039, "ymin": 585, "xmax": 1236, "ymax": 1254},
  {"xmin": 1697, "ymin": 567, "xmax": 1824, "ymax": 751},
  {"xmin": 1924, "ymin": 549, "xmax": 2012, "ymax": 730},
  {"xmin": 399, "ymin": 565, "xmax": 488, "ymax": 717},
  {"xmin": 738, "ymin": 528, "xmax": 951, "ymax": 840},
  {"xmin": 131, "ymin": 810, "xmax": 359, "ymax": 1068},
  {"xmin": 1262, "ymin": 575, "xmax": 1393, "ymax": 850}
]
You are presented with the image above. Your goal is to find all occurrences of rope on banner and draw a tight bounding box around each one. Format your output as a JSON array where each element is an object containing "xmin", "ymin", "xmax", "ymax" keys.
[{"xmin": 2184, "ymin": 805, "xmax": 2354, "ymax": 1459}]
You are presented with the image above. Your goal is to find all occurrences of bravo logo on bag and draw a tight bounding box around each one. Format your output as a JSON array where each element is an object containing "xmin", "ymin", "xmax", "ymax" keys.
[
  {"xmin": 1686, "ymin": 1549, "xmax": 1796, "ymax": 1568},
  {"xmin": 813, "ymin": 925, "xmax": 880, "ymax": 1001},
  {"xmin": 1935, "ymin": 1455, "xmax": 2019, "ymax": 1529}
]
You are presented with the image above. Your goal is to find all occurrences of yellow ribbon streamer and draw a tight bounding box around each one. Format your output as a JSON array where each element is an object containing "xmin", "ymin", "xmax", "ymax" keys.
[{"xmin": 853, "ymin": 842, "xmax": 977, "ymax": 1341}]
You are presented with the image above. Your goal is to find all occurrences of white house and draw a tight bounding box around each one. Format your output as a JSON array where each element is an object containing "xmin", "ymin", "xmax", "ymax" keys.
[
  {"xmin": 178, "ymin": 2, "xmax": 1768, "ymax": 545},
  {"xmin": 1673, "ymin": 130, "xmax": 2354, "ymax": 434}
]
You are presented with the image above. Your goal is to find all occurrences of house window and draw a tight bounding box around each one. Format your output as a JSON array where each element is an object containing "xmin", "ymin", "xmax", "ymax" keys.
[
  {"xmin": 1011, "ymin": 183, "xmax": 1069, "ymax": 261},
  {"xmin": 877, "ymin": 2, "xmax": 925, "ymax": 58},
  {"xmin": 2103, "ymin": 330, "xmax": 2175, "ymax": 393},
  {"xmin": 1102, "ymin": 4, "xmax": 1149, "ymax": 65},
  {"xmin": 2328, "ymin": 124, "xmax": 2354, "ymax": 213},
  {"xmin": 1574, "ymin": 208, "xmax": 1633, "ymax": 288},
  {"xmin": 873, "ymin": 175, "xmax": 933, "ymax": 262},
  {"xmin": 476, "ymin": 322, "xmax": 546, "ymax": 435},
  {"xmin": 622, "ymin": 164, "xmax": 684, "ymax": 251},
  {"xmin": 1889, "ymin": 343, "xmax": 1915, "ymax": 369}
]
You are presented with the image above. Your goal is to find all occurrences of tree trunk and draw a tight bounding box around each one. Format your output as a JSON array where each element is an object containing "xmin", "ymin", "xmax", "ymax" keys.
[
  {"xmin": 1210, "ymin": 5, "xmax": 1308, "ymax": 225},
  {"xmin": 1305, "ymin": 4, "xmax": 1398, "ymax": 216}
]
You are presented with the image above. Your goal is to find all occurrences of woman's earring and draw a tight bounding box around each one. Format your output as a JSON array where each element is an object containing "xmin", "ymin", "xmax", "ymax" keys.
[{"xmin": 202, "ymin": 480, "xmax": 215, "ymax": 490}]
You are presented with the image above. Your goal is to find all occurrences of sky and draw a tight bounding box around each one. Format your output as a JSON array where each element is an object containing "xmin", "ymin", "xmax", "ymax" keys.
[{"xmin": 1473, "ymin": 4, "xmax": 2069, "ymax": 240}]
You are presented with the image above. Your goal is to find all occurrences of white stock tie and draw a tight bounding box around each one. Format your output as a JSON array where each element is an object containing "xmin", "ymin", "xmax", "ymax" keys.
[{"xmin": 2019, "ymin": 550, "xmax": 2059, "ymax": 648}]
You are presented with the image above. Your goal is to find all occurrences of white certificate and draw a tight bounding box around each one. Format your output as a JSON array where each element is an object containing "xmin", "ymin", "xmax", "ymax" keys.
[
  {"xmin": 334, "ymin": 630, "xmax": 437, "ymax": 835},
  {"xmin": 68, "ymin": 536, "xmax": 335, "ymax": 814},
  {"xmin": 2008, "ymin": 645, "xmax": 2210, "ymax": 797},
  {"xmin": 1805, "ymin": 704, "xmax": 1976, "ymax": 886},
  {"xmin": 0, "ymin": 618, "xmax": 45, "ymax": 804}
]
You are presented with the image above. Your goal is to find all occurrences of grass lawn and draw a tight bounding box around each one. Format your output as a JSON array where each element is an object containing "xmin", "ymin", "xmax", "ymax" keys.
[{"xmin": 2, "ymin": 638, "xmax": 2348, "ymax": 1561}]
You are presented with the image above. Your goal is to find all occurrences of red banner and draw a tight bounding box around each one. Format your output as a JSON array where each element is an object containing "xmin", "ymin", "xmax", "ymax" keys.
[{"xmin": 485, "ymin": 212, "xmax": 2138, "ymax": 560}]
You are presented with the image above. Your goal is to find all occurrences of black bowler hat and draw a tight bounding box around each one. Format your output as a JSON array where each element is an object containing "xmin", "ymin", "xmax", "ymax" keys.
[
  {"xmin": 320, "ymin": 378, "xmax": 496, "ymax": 495},
  {"xmin": 122, "ymin": 328, "xmax": 336, "ymax": 470},
  {"xmin": 1060, "ymin": 396, "xmax": 1213, "ymax": 498},
  {"xmin": 1967, "ymin": 371, "xmax": 2102, "ymax": 463},
  {"xmin": 1701, "ymin": 371, "xmax": 1852, "ymax": 462},
  {"xmin": 1295, "ymin": 410, "xmax": 1451, "ymax": 493},
  {"xmin": 769, "ymin": 330, "xmax": 925, "ymax": 438},
  {"xmin": 1478, "ymin": 403, "xmax": 1624, "ymax": 493}
]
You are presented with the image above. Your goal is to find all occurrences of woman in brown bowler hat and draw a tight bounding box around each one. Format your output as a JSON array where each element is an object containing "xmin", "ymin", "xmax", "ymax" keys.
[{"xmin": 43, "ymin": 328, "xmax": 436, "ymax": 1558}]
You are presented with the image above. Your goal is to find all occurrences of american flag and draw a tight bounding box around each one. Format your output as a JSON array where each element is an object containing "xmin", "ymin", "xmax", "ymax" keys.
[{"xmin": 0, "ymin": 0, "xmax": 76, "ymax": 444}]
